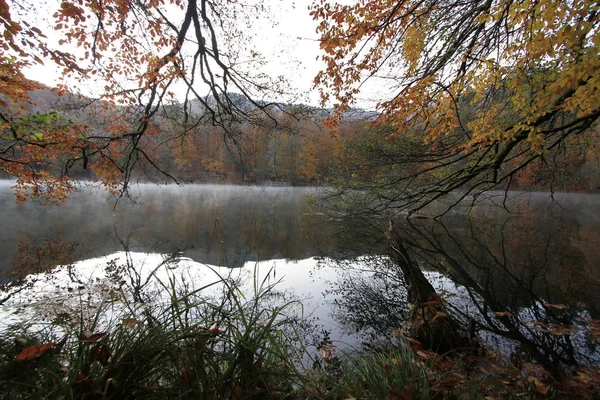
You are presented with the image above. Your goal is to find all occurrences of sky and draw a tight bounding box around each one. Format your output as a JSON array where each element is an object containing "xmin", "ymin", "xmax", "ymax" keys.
[{"xmin": 22, "ymin": 0, "xmax": 336, "ymax": 108}]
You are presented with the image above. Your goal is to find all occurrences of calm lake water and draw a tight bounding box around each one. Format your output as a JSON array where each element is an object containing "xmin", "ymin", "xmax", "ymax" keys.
[{"xmin": 1, "ymin": 182, "xmax": 599, "ymax": 363}]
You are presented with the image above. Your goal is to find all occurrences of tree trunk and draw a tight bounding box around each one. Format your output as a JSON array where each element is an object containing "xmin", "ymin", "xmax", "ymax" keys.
[
  {"xmin": 386, "ymin": 220, "xmax": 436, "ymax": 304},
  {"xmin": 387, "ymin": 220, "xmax": 473, "ymax": 353}
]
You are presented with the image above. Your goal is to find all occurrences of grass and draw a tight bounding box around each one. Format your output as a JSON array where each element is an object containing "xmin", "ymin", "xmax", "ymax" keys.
[
  {"xmin": 0, "ymin": 260, "xmax": 448, "ymax": 400},
  {"xmin": 0, "ymin": 266, "xmax": 312, "ymax": 399},
  {"xmin": 2, "ymin": 258, "xmax": 574, "ymax": 400}
]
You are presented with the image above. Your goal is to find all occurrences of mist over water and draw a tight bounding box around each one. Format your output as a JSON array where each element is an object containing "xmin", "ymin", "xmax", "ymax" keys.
[{"xmin": 0, "ymin": 183, "xmax": 336, "ymax": 275}]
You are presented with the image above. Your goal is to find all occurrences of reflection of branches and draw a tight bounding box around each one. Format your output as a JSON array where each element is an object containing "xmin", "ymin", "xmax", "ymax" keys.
[
  {"xmin": 396, "ymin": 211, "xmax": 594, "ymax": 367},
  {"xmin": 323, "ymin": 256, "xmax": 409, "ymax": 344},
  {"xmin": 111, "ymin": 228, "xmax": 185, "ymax": 303}
]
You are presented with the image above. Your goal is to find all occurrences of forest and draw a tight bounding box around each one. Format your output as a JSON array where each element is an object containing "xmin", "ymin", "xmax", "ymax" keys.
[
  {"xmin": 2, "ymin": 83, "xmax": 599, "ymax": 199},
  {"xmin": 0, "ymin": 0, "xmax": 599, "ymax": 399}
]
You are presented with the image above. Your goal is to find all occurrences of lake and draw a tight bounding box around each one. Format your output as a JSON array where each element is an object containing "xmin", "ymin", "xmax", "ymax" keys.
[{"xmin": 1, "ymin": 182, "xmax": 599, "ymax": 364}]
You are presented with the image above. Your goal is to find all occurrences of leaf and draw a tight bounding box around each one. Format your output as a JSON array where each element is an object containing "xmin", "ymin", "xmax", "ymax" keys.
[
  {"xmin": 82, "ymin": 331, "xmax": 107, "ymax": 344},
  {"xmin": 122, "ymin": 318, "xmax": 137, "ymax": 328},
  {"xmin": 16, "ymin": 343, "xmax": 54, "ymax": 361},
  {"xmin": 527, "ymin": 376, "xmax": 551, "ymax": 395},
  {"xmin": 432, "ymin": 311, "xmax": 447, "ymax": 321},
  {"xmin": 387, "ymin": 388, "xmax": 409, "ymax": 400},
  {"xmin": 574, "ymin": 372, "xmax": 592, "ymax": 384},
  {"xmin": 434, "ymin": 377, "xmax": 457, "ymax": 392},
  {"xmin": 230, "ymin": 385, "xmax": 243, "ymax": 400},
  {"xmin": 535, "ymin": 382, "xmax": 550, "ymax": 395},
  {"xmin": 494, "ymin": 311, "xmax": 513, "ymax": 318},
  {"xmin": 416, "ymin": 350, "xmax": 430, "ymax": 359},
  {"xmin": 90, "ymin": 343, "xmax": 110, "ymax": 366},
  {"xmin": 544, "ymin": 303, "xmax": 567, "ymax": 310}
]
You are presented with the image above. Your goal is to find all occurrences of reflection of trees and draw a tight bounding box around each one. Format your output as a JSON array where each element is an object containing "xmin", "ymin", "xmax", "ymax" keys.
[
  {"xmin": 396, "ymin": 208, "xmax": 598, "ymax": 367},
  {"xmin": 0, "ymin": 237, "xmax": 80, "ymax": 304},
  {"xmin": 8, "ymin": 238, "xmax": 80, "ymax": 281},
  {"xmin": 322, "ymin": 256, "xmax": 409, "ymax": 344},
  {"xmin": 0, "ymin": 186, "xmax": 341, "ymax": 272},
  {"xmin": 323, "ymin": 197, "xmax": 599, "ymax": 367}
]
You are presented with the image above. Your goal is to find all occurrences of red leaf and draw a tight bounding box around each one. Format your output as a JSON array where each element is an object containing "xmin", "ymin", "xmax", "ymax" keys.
[
  {"xmin": 91, "ymin": 343, "xmax": 110, "ymax": 366},
  {"xmin": 179, "ymin": 370, "xmax": 193, "ymax": 385},
  {"xmin": 230, "ymin": 385, "xmax": 243, "ymax": 400},
  {"xmin": 16, "ymin": 343, "xmax": 54, "ymax": 361},
  {"xmin": 122, "ymin": 318, "xmax": 137, "ymax": 328},
  {"xmin": 388, "ymin": 388, "xmax": 408, "ymax": 400}
]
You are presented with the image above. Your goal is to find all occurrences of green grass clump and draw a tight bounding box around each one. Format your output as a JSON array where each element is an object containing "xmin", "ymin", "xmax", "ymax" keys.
[
  {"xmin": 0, "ymin": 268, "xmax": 309, "ymax": 399},
  {"xmin": 309, "ymin": 343, "xmax": 439, "ymax": 400}
]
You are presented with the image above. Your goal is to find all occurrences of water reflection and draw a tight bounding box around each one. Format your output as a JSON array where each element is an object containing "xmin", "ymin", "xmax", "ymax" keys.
[
  {"xmin": 320, "ymin": 255, "xmax": 409, "ymax": 345},
  {"xmin": 0, "ymin": 183, "xmax": 343, "ymax": 278},
  {"xmin": 322, "ymin": 193, "xmax": 600, "ymax": 366}
]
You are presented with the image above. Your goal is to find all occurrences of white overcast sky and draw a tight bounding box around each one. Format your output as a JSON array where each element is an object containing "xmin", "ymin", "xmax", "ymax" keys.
[{"xmin": 22, "ymin": 0, "xmax": 387, "ymax": 109}]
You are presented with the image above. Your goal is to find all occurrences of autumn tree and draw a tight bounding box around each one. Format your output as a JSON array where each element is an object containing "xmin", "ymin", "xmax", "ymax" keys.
[
  {"xmin": 312, "ymin": 0, "xmax": 600, "ymax": 212},
  {"xmin": 0, "ymin": 0, "xmax": 284, "ymax": 202}
]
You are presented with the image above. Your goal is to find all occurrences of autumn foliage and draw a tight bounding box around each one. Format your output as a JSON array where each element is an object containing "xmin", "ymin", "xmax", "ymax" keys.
[
  {"xmin": 312, "ymin": 0, "xmax": 600, "ymax": 207},
  {"xmin": 0, "ymin": 0, "xmax": 276, "ymax": 203}
]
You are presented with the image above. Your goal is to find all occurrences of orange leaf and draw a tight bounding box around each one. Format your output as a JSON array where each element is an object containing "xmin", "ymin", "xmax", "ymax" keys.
[
  {"xmin": 16, "ymin": 343, "xmax": 54, "ymax": 361},
  {"xmin": 122, "ymin": 318, "xmax": 137, "ymax": 328},
  {"xmin": 494, "ymin": 311, "xmax": 513, "ymax": 318},
  {"xmin": 416, "ymin": 350, "xmax": 430, "ymax": 359},
  {"xmin": 574, "ymin": 372, "xmax": 592, "ymax": 384},
  {"xmin": 544, "ymin": 303, "xmax": 567, "ymax": 310},
  {"xmin": 230, "ymin": 385, "xmax": 243, "ymax": 400}
]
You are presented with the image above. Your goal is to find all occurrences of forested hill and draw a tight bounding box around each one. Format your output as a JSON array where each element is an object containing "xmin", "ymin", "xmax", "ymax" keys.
[{"xmin": 2, "ymin": 86, "xmax": 599, "ymax": 191}]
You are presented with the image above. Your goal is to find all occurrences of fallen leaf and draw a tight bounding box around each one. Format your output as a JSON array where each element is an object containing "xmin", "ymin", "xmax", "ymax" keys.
[
  {"xmin": 536, "ymin": 382, "xmax": 550, "ymax": 395},
  {"xmin": 544, "ymin": 303, "xmax": 567, "ymax": 310},
  {"xmin": 230, "ymin": 385, "xmax": 243, "ymax": 400},
  {"xmin": 387, "ymin": 388, "xmax": 408, "ymax": 400},
  {"xmin": 91, "ymin": 343, "xmax": 110, "ymax": 366},
  {"xmin": 82, "ymin": 331, "xmax": 107, "ymax": 344},
  {"xmin": 16, "ymin": 343, "xmax": 54, "ymax": 361},
  {"xmin": 122, "ymin": 318, "xmax": 137, "ymax": 328},
  {"xmin": 574, "ymin": 372, "xmax": 592, "ymax": 384},
  {"xmin": 416, "ymin": 350, "xmax": 430, "ymax": 359},
  {"xmin": 494, "ymin": 311, "xmax": 513, "ymax": 317},
  {"xmin": 432, "ymin": 311, "xmax": 447, "ymax": 321},
  {"xmin": 434, "ymin": 377, "xmax": 457, "ymax": 392}
]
